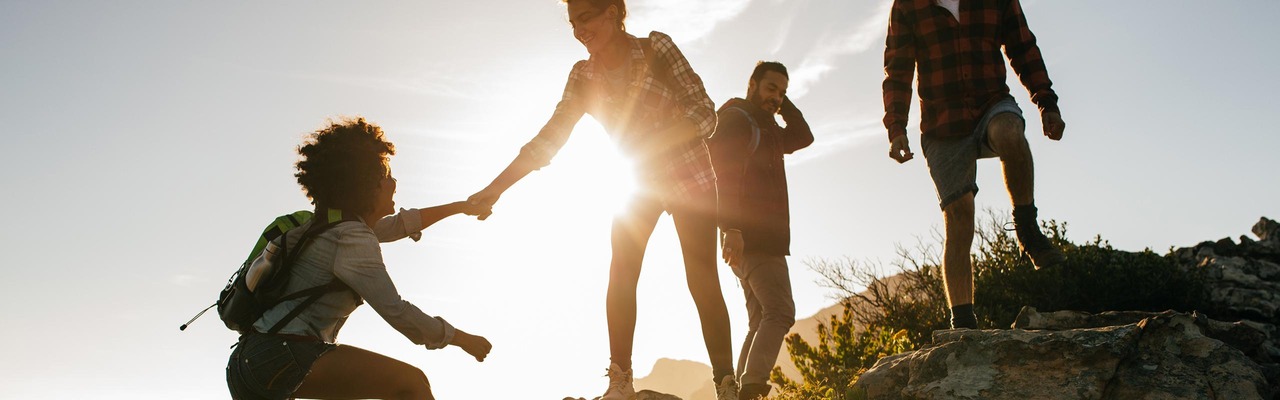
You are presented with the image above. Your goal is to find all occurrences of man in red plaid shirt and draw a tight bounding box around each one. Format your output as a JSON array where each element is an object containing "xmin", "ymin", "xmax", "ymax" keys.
[{"xmin": 882, "ymin": 0, "xmax": 1066, "ymax": 329}]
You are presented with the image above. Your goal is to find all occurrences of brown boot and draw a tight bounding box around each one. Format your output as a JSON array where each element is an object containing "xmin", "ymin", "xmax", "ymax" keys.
[{"xmin": 1013, "ymin": 204, "xmax": 1064, "ymax": 270}]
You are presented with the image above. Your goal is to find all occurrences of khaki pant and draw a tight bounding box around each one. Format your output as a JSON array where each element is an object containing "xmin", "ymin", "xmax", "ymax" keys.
[{"xmin": 735, "ymin": 254, "xmax": 796, "ymax": 386}]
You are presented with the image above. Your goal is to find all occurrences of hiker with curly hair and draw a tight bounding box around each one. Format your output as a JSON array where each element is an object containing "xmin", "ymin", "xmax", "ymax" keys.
[{"xmin": 225, "ymin": 117, "xmax": 492, "ymax": 400}]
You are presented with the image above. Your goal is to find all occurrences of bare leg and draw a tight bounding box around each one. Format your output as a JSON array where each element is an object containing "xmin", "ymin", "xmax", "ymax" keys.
[
  {"xmin": 985, "ymin": 114, "xmax": 1033, "ymax": 207},
  {"xmin": 293, "ymin": 344, "xmax": 433, "ymax": 400},
  {"xmin": 672, "ymin": 203, "xmax": 734, "ymax": 379},
  {"xmin": 607, "ymin": 197, "xmax": 663, "ymax": 371},
  {"xmin": 941, "ymin": 192, "xmax": 977, "ymax": 308},
  {"xmin": 986, "ymin": 113, "xmax": 1064, "ymax": 269}
]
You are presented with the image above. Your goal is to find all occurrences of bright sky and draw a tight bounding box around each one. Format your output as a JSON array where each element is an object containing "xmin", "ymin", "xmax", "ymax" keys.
[{"xmin": 2, "ymin": 1, "xmax": 1278, "ymax": 399}]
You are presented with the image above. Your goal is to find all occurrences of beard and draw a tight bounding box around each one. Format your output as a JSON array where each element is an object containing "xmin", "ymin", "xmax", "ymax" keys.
[{"xmin": 748, "ymin": 91, "xmax": 780, "ymax": 113}]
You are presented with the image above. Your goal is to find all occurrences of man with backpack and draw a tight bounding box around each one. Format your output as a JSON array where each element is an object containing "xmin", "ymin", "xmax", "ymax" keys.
[{"xmin": 708, "ymin": 61, "xmax": 813, "ymax": 400}]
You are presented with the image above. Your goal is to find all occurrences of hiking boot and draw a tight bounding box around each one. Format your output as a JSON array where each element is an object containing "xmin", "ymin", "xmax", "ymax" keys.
[
  {"xmin": 715, "ymin": 375, "xmax": 740, "ymax": 400},
  {"xmin": 600, "ymin": 363, "xmax": 636, "ymax": 400},
  {"xmin": 739, "ymin": 383, "xmax": 771, "ymax": 400},
  {"xmin": 1013, "ymin": 205, "xmax": 1064, "ymax": 270}
]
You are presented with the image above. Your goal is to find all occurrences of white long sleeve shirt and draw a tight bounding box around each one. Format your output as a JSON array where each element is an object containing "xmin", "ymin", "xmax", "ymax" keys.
[{"xmin": 252, "ymin": 209, "xmax": 456, "ymax": 349}]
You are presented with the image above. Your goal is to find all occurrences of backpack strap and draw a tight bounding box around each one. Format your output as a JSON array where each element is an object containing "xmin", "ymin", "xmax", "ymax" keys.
[
  {"xmin": 723, "ymin": 106, "xmax": 762, "ymax": 160},
  {"xmin": 265, "ymin": 280, "xmax": 348, "ymax": 334},
  {"xmin": 720, "ymin": 106, "xmax": 763, "ymax": 206},
  {"xmin": 261, "ymin": 208, "xmax": 358, "ymax": 335},
  {"xmin": 639, "ymin": 33, "xmax": 677, "ymax": 92}
]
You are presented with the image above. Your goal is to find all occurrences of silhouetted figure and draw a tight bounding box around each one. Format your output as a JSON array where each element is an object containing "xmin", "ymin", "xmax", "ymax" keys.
[
  {"xmin": 226, "ymin": 118, "xmax": 491, "ymax": 400},
  {"xmin": 466, "ymin": 1, "xmax": 738, "ymax": 399},
  {"xmin": 708, "ymin": 61, "xmax": 812, "ymax": 400},
  {"xmin": 882, "ymin": 0, "xmax": 1066, "ymax": 329}
]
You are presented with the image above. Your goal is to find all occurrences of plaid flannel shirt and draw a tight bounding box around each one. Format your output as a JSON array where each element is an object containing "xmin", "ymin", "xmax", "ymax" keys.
[
  {"xmin": 521, "ymin": 31, "xmax": 717, "ymax": 204},
  {"xmin": 883, "ymin": 0, "xmax": 1059, "ymax": 140}
]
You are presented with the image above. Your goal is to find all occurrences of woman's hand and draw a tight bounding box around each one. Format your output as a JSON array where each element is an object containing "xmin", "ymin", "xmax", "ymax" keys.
[
  {"xmin": 449, "ymin": 330, "xmax": 493, "ymax": 362},
  {"xmin": 466, "ymin": 186, "xmax": 503, "ymax": 220},
  {"xmin": 452, "ymin": 201, "xmax": 493, "ymax": 218}
]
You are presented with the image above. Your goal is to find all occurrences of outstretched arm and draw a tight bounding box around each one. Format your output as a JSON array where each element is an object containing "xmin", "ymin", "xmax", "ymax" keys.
[
  {"xmin": 333, "ymin": 228, "xmax": 457, "ymax": 349},
  {"xmin": 469, "ymin": 61, "xmax": 589, "ymax": 215},
  {"xmin": 373, "ymin": 202, "xmax": 492, "ymax": 242}
]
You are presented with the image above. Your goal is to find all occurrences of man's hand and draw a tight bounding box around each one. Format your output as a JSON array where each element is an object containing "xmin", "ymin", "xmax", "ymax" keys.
[
  {"xmin": 779, "ymin": 96, "xmax": 799, "ymax": 115},
  {"xmin": 889, "ymin": 135, "xmax": 914, "ymax": 163},
  {"xmin": 450, "ymin": 330, "xmax": 492, "ymax": 362},
  {"xmin": 722, "ymin": 229, "xmax": 744, "ymax": 269},
  {"xmin": 1042, "ymin": 111, "xmax": 1065, "ymax": 141},
  {"xmin": 466, "ymin": 186, "xmax": 503, "ymax": 220}
]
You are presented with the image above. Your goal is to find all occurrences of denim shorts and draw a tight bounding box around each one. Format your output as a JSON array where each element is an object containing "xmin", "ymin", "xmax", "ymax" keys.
[
  {"xmin": 920, "ymin": 96, "xmax": 1024, "ymax": 209},
  {"xmin": 226, "ymin": 334, "xmax": 336, "ymax": 400}
]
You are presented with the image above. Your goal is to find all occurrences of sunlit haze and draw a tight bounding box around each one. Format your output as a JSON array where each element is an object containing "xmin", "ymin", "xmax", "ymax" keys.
[{"xmin": 1, "ymin": 1, "xmax": 1277, "ymax": 399}]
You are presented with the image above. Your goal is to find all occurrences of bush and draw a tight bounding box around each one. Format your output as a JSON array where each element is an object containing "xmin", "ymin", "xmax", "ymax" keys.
[
  {"xmin": 769, "ymin": 212, "xmax": 1211, "ymax": 398},
  {"xmin": 768, "ymin": 306, "xmax": 910, "ymax": 400}
]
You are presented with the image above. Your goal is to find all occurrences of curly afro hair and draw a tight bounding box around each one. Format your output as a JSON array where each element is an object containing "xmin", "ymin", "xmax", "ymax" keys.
[{"xmin": 294, "ymin": 117, "xmax": 396, "ymax": 215}]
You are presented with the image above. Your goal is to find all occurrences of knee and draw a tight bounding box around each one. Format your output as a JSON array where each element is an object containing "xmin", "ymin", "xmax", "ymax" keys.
[
  {"xmin": 987, "ymin": 114, "xmax": 1028, "ymax": 151},
  {"xmin": 759, "ymin": 299, "xmax": 796, "ymax": 328},
  {"xmin": 394, "ymin": 368, "xmax": 431, "ymax": 399},
  {"xmin": 762, "ymin": 311, "xmax": 795, "ymax": 329},
  {"xmin": 943, "ymin": 194, "xmax": 976, "ymax": 223},
  {"xmin": 607, "ymin": 262, "xmax": 642, "ymax": 289}
]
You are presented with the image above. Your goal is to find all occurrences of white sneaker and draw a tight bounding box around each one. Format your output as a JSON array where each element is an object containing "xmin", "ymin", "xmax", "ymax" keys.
[
  {"xmin": 715, "ymin": 375, "xmax": 739, "ymax": 400},
  {"xmin": 600, "ymin": 363, "xmax": 636, "ymax": 400}
]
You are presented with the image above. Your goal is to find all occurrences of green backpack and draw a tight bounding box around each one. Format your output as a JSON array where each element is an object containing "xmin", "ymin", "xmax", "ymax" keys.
[{"xmin": 180, "ymin": 209, "xmax": 355, "ymax": 334}]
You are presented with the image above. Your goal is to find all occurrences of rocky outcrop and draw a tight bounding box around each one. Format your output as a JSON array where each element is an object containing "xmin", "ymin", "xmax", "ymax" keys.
[
  {"xmin": 852, "ymin": 309, "xmax": 1270, "ymax": 400},
  {"xmin": 1176, "ymin": 217, "xmax": 1280, "ymax": 324},
  {"xmin": 1172, "ymin": 216, "xmax": 1280, "ymax": 396}
]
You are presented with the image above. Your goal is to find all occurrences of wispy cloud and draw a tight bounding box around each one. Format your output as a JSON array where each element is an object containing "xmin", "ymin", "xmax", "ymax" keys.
[
  {"xmin": 789, "ymin": 116, "xmax": 884, "ymax": 166},
  {"xmin": 629, "ymin": 0, "xmax": 754, "ymax": 43},
  {"xmin": 787, "ymin": 0, "xmax": 893, "ymax": 99}
]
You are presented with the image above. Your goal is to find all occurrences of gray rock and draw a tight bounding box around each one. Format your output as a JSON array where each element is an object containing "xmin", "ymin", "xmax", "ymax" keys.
[
  {"xmin": 1256, "ymin": 217, "xmax": 1280, "ymax": 248},
  {"xmin": 852, "ymin": 310, "xmax": 1270, "ymax": 400}
]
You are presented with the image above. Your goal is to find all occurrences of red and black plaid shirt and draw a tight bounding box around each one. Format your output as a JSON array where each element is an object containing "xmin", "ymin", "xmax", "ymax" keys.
[
  {"xmin": 521, "ymin": 31, "xmax": 717, "ymax": 204},
  {"xmin": 883, "ymin": 0, "xmax": 1059, "ymax": 140}
]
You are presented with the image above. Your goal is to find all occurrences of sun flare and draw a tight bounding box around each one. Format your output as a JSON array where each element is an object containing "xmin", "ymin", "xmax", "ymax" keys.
[{"xmin": 536, "ymin": 119, "xmax": 640, "ymax": 218}]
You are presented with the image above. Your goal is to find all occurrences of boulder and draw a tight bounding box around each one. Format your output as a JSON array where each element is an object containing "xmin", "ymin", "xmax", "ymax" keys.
[
  {"xmin": 852, "ymin": 309, "xmax": 1270, "ymax": 400},
  {"xmin": 1256, "ymin": 217, "xmax": 1280, "ymax": 248}
]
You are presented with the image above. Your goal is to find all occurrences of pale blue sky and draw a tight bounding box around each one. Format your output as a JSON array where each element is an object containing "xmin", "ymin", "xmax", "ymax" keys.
[{"xmin": 1, "ymin": 1, "xmax": 1277, "ymax": 399}]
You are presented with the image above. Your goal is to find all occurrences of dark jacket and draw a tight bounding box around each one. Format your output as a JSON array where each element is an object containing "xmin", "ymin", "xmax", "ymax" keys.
[{"xmin": 708, "ymin": 98, "xmax": 813, "ymax": 256}]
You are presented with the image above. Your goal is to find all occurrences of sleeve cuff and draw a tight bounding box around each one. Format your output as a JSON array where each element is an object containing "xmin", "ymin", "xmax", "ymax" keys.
[
  {"xmin": 398, "ymin": 208, "xmax": 424, "ymax": 242},
  {"xmin": 887, "ymin": 126, "xmax": 908, "ymax": 142},
  {"xmin": 424, "ymin": 316, "xmax": 456, "ymax": 350},
  {"xmin": 518, "ymin": 138, "xmax": 555, "ymax": 170}
]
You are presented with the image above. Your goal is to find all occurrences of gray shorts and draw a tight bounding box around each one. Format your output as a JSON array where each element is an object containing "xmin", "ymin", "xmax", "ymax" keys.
[{"xmin": 920, "ymin": 97, "xmax": 1024, "ymax": 209}]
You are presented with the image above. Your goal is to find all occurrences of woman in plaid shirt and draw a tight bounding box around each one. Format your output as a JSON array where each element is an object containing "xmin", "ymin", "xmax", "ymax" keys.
[{"xmin": 467, "ymin": 1, "xmax": 737, "ymax": 399}]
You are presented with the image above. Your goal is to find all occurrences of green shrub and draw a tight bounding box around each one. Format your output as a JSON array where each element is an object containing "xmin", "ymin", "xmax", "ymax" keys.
[{"xmin": 769, "ymin": 306, "xmax": 911, "ymax": 400}]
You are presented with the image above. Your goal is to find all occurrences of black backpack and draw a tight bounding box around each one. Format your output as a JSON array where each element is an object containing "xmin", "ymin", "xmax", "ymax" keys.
[{"xmin": 180, "ymin": 209, "xmax": 356, "ymax": 334}]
